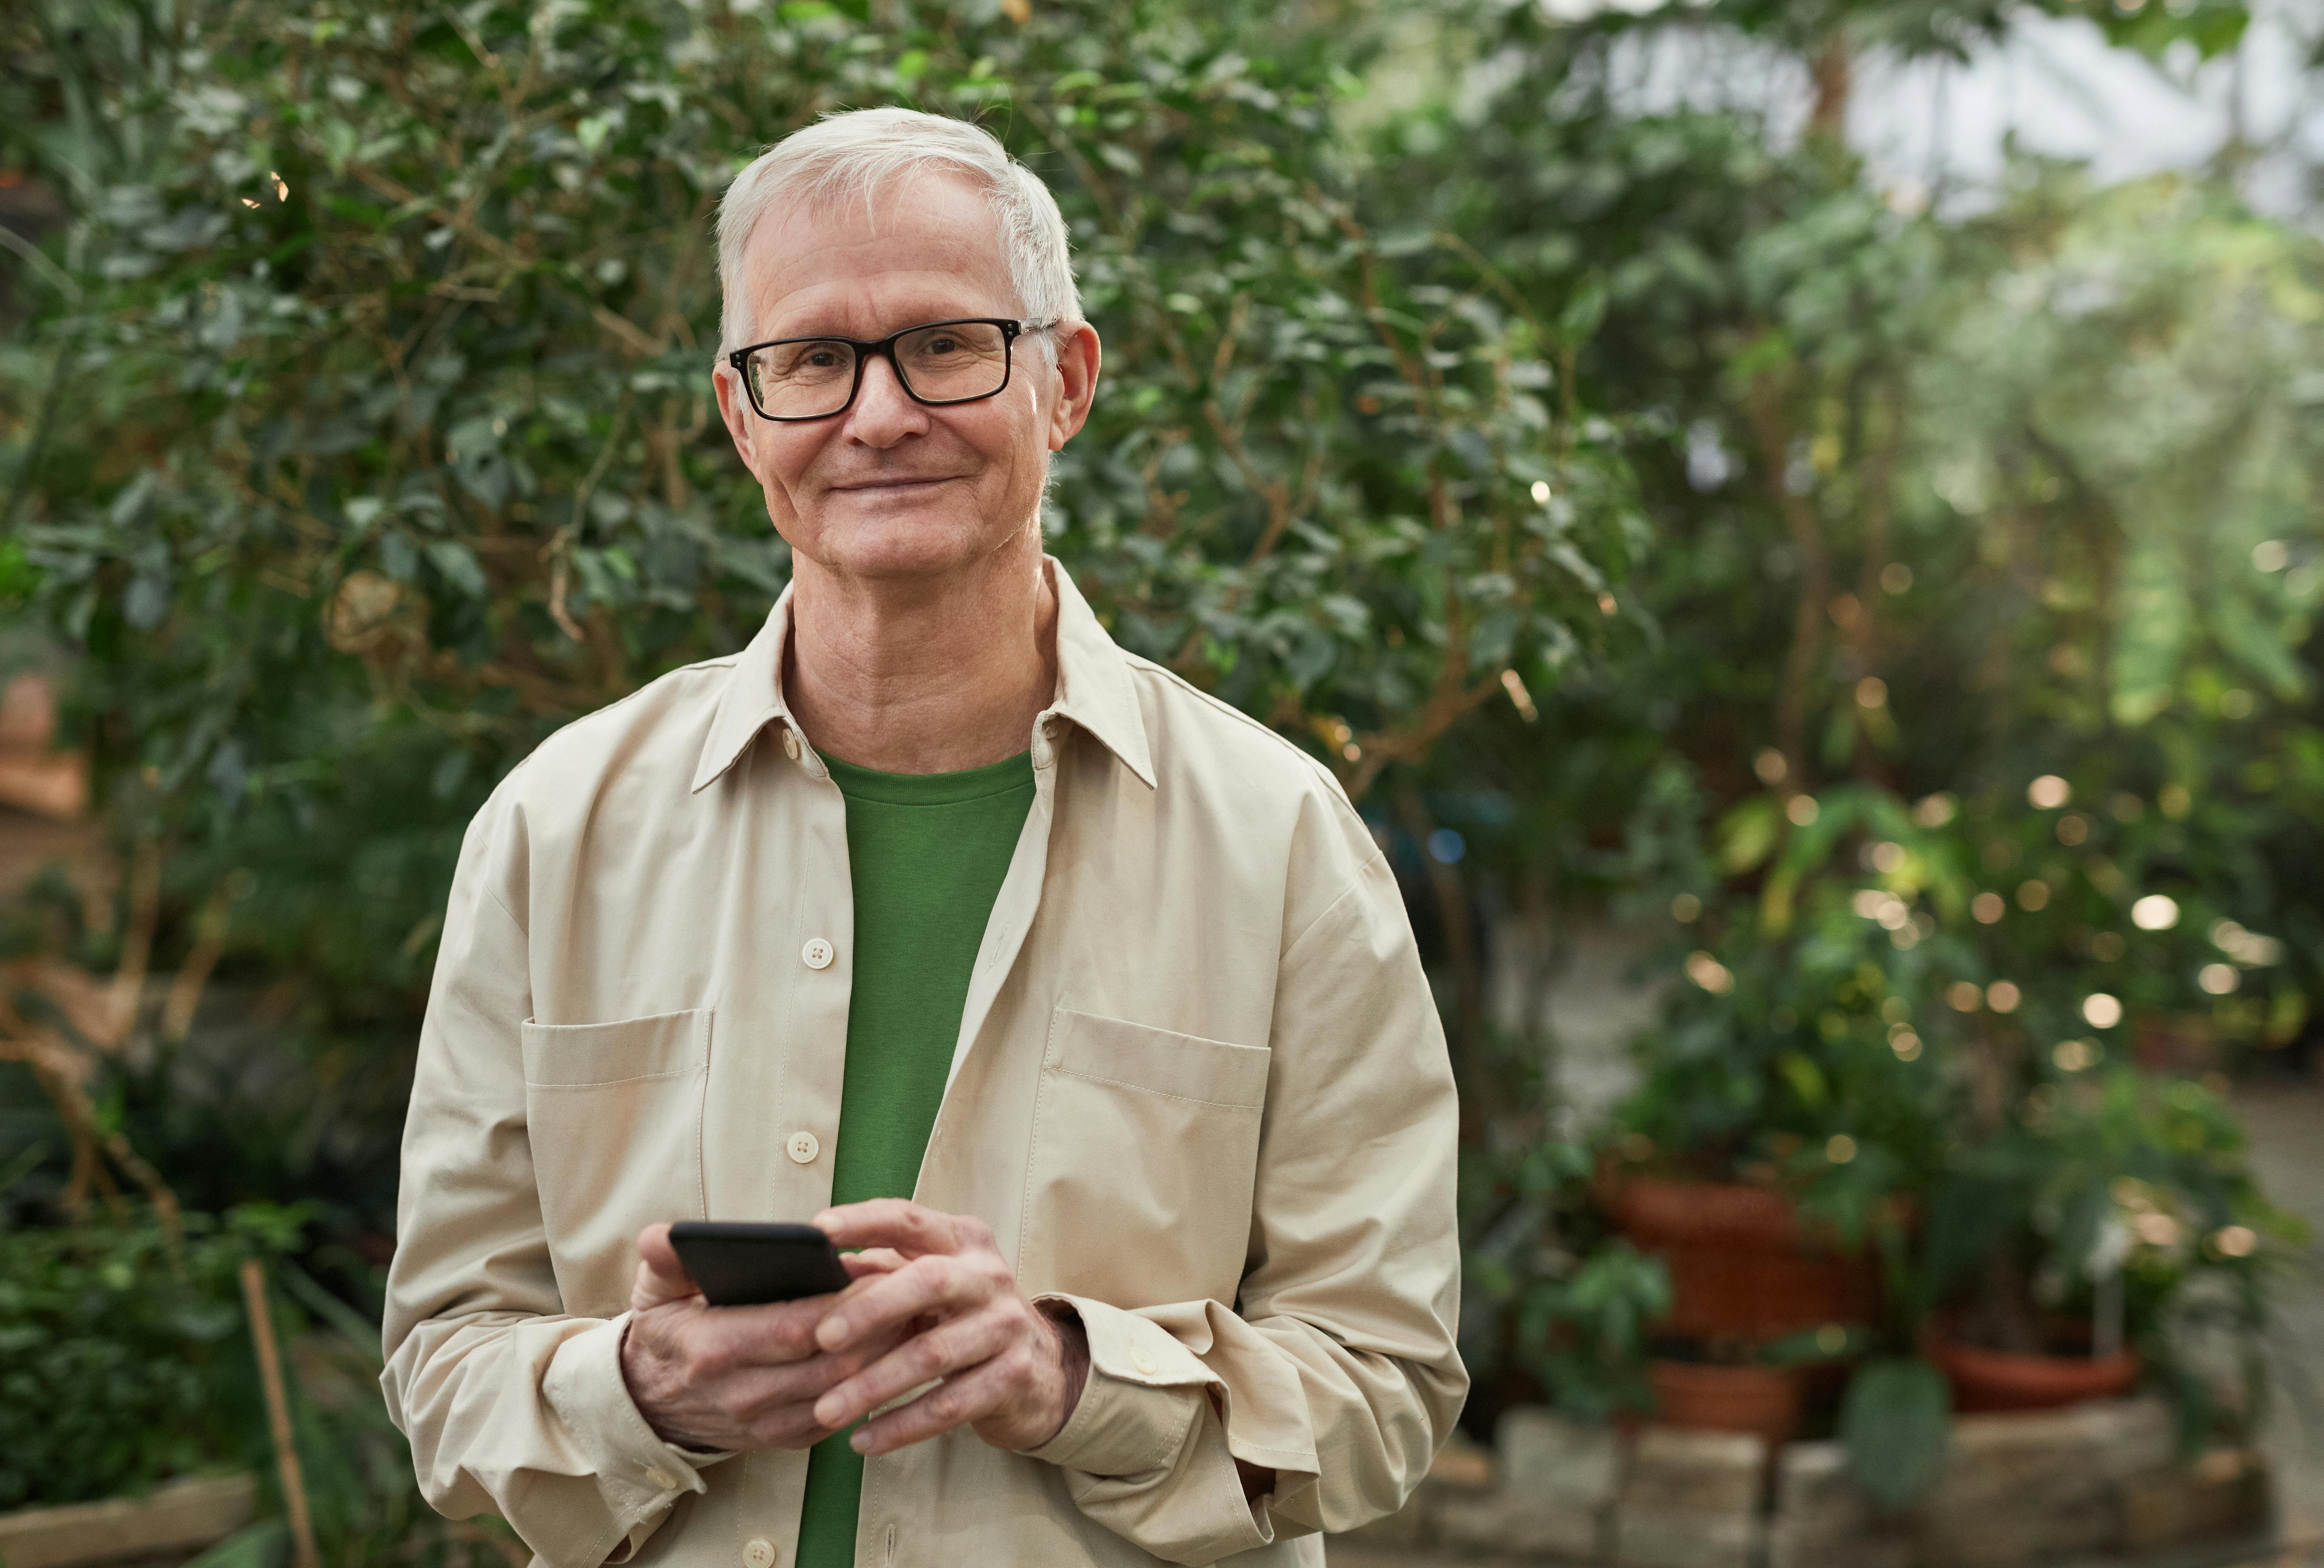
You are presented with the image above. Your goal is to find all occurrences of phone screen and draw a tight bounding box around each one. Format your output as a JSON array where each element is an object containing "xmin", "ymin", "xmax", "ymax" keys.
[{"xmin": 667, "ymin": 1221, "xmax": 852, "ymax": 1307}]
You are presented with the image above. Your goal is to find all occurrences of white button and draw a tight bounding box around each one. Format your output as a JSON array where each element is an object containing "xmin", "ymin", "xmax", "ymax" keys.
[
  {"xmin": 644, "ymin": 1466, "xmax": 676, "ymax": 1490},
  {"xmin": 802, "ymin": 937, "xmax": 834, "ymax": 970},
  {"xmin": 1128, "ymin": 1343, "xmax": 1157, "ymax": 1375},
  {"xmin": 743, "ymin": 1539, "xmax": 776, "ymax": 1568},
  {"xmin": 781, "ymin": 730, "xmax": 800, "ymax": 760},
  {"xmin": 787, "ymin": 1130, "xmax": 820, "ymax": 1164}
]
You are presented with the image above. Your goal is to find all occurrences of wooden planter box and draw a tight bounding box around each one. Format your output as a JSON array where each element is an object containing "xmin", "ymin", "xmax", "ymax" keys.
[{"xmin": 0, "ymin": 1474, "xmax": 255, "ymax": 1568}]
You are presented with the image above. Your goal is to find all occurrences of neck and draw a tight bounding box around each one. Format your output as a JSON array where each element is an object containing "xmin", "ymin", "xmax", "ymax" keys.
[{"xmin": 783, "ymin": 530, "xmax": 1057, "ymax": 774}]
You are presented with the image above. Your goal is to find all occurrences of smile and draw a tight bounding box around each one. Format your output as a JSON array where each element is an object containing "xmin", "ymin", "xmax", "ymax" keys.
[{"xmin": 830, "ymin": 477, "xmax": 959, "ymax": 495}]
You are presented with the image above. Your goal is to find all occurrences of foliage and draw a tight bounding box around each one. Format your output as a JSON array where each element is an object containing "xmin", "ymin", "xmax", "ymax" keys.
[
  {"xmin": 1, "ymin": 0, "xmax": 2318, "ymax": 1520},
  {"xmin": 1373, "ymin": 0, "xmax": 2320, "ymax": 1488},
  {"xmin": 0, "ymin": 1192, "xmax": 518, "ymax": 1567},
  {"xmin": 1515, "ymin": 1238, "xmax": 1672, "ymax": 1424},
  {"xmin": 1376, "ymin": 3, "xmax": 2323, "ymax": 1034},
  {"xmin": 1, "ymin": 0, "xmax": 1639, "ymax": 1015},
  {"xmin": 0, "ymin": 1202, "xmax": 297, "ymax": 1508},
  {"xmin": 1915, "ymin": 1069, "xmax": 2303, "ymax": 1343},
  {"xmin": 1461, "ymin": 1117, "xmax": 1672, "ymax": 1424},
  {"xmin": 1836, "ymin": 1356, "xmax": 1948, "ymax": 1508}
]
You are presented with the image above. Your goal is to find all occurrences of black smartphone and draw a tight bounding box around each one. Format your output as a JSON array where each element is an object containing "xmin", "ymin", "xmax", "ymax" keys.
[{"xmin": 667, "ymin": 1221, "xmax": 853, "ymax": 1307}]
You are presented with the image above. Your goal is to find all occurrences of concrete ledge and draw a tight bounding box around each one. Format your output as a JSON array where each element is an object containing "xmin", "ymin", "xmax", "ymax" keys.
[{"xmin": 0, "ymin": 1473, "xmax": 256, "ymax": 1568}]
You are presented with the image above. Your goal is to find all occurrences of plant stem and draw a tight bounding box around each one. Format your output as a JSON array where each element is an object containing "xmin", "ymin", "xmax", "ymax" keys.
[{"xmin": 241, "ymin": 1259, "xmax": 322, "ymax": 1568}]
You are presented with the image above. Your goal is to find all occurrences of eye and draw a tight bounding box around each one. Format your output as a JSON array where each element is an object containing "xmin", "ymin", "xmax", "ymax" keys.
[{"xmin": 923, "ymin": 335, "xmax": 959, "ymax": 355}]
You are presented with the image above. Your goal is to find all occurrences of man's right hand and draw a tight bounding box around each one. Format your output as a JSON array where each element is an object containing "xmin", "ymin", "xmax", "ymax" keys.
[{"xmin": 618, "ymin": 1222, "xmax": 907, "ymax": 1451}]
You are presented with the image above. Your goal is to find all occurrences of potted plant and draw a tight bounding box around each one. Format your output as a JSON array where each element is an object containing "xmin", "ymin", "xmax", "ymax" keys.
[
  {"xmin": 1911, "ymin": 1066, "xmax": 2300, "ymax": 1414},
  {"xmin": 1600, "ymin": 775, "xmax": 2305, "ymax": 1505},
  {"xmin": 1589, "ymin": 785, "xmax": 1961, "ymax": 1442}
]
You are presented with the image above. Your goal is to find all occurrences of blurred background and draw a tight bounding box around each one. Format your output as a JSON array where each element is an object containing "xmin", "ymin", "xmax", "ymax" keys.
[{"xmin": 1, "ymin": 1, "xmax": 2320, "ymax": 1565}]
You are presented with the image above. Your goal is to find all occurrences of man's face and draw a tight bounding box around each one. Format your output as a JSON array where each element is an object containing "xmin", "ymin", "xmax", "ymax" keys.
[{"xmin": 715, "ymin": 173, "xmax": 1097, "ymax": 584}]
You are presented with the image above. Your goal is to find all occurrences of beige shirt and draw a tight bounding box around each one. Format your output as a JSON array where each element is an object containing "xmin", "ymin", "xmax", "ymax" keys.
[{"xmin": 381, "ymin": 560, "xmax": 1466, "ymax": 1568}]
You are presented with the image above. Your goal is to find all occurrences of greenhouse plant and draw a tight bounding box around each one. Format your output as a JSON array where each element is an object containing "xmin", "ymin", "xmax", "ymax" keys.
[{"xmin": 1, "ymin": 0, "xmax": 2318, "ymax": 1555}]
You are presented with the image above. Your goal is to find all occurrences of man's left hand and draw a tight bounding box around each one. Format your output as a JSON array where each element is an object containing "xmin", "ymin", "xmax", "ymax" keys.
[{"xmin": 809, "ymin": 1199, "xmax": 1088, "ymax": 1457}]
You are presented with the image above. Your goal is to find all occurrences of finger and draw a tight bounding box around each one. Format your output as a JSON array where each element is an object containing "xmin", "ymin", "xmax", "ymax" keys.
[
  {"xmin": 812, "ymin": 1306, "xmax": 1017, "ymax": 1432},
  {"xmin": 711, "ymin": 1296, "xmax": 846, "ymax": 1367},
  {"xmin": 816, "ymin": 1253, "xmax": 990, "ymax": 1352},
  {"xmin": 813, "ymin": 1199, "xmax": 968, "ymax": 1259},
  {"xmin": 632, "ymin": 1223, "xmax": 701, "ymax": 1312},
  {"xmin": 841, "ymin": 1247, "xmax": 908, "ymax": 1278},
  {"xmin": 850, "ymin": 1349, "xmax": 1022, "ymax": 1456},
  {"xmin": 719, "ymin": 1330, "xmax": 912, "ymax": 1429}
]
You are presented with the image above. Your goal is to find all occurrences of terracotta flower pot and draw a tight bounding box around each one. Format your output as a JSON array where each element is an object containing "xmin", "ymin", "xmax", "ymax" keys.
[
  {"xmin": 1926, "ymin": 1323, "xmax": 2141, "ymax": 1413},
  {"xmin": 1648, "ymin": 1359, "xmax": 1804, "ymax": 1449},
  {"xmin": 1601, "ymin": 1174, "xmax": 1880, "ymax": 1342}
]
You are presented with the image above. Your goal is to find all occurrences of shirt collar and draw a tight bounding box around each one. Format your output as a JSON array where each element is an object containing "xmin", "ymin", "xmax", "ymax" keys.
[
  {"xmin": 689, "ymin": 556, "xmax": 1156, "ymax": 794},
  {"xmin": 1044, "ymin": 558, "xmax": 1156, "ymax": 789}
]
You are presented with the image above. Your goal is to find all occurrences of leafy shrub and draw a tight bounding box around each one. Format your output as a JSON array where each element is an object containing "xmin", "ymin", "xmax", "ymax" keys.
[
  {"xmin": 4, "ymin": 0, "xmax": 1640, "ymax": 1013},
  {"xmin": 0, "ymin": 1204, "xmax": 300, "ymax": 1509}
]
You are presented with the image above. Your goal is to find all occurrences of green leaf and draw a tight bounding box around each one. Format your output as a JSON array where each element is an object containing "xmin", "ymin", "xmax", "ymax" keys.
[
  {"xmin": 1916, "ymin": 1173, "xmax": 2019, "ymax": 1312},
  {"xmin": 2110, "ymin": 539, "xmax": 2191, "ymax": 725},
  {"xmin": 1777, "ymin": 1049, "xmax": 1827, "ymax": 1108},
  {"xmin": 1841, "ymin": 1357, "xmax": 1951, "ymax": 1508},
  {"xmin": 1714, "ymin": 794, "xmax": 1780, "ymax": 873},
  {"xmin": 424, "ymin": 541, "xmax": 488, "ymax": 600}
]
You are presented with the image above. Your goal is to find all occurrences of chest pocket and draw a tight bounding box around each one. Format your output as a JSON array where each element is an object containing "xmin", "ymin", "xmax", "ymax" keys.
[
  {"xmin": 521, "ymin": 1007, "xmax": 711, "ymax": 1315},
  {"xmin": 1018, "ymin": 1008, "xmax": 1270, "ymax": 1307}
]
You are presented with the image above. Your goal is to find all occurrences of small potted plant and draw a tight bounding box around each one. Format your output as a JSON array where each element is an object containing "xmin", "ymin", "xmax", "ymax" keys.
[
  {"xmin": 1594, "ymin": 785, "xmax": 1959, "ymax": 1442},
  {"xmin": 1912, "ymin": 1065, "xmax": 2300, "ymax": 1413}
]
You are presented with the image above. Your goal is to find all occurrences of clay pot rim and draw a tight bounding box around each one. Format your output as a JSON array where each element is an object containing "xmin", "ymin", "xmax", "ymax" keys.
[
  {"xmin": 1646, "ymin": 1357, "xmax": 1804, "ymax": 1448},
  {"xmin": 1925, "ymin": 1325, "xmax": 2141, "ymax": 1380},
  {"xmin": 1646, "ymin": 1357, "xmax": 1804, "ymax": 1388},
  {"xmin": 1925, "ymin": 1320, "xmax": 2143, "ymax": 1413}
]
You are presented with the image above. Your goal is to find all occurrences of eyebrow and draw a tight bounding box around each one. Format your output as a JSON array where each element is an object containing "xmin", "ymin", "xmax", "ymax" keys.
[{"xmin": 759, "ymin": 305, "xmax": 1013, "ymax": 338}]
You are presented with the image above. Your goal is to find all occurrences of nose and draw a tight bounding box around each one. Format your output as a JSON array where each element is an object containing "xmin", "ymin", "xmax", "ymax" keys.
[{"xmin": 841, "ymin": 351, "xmax": 928, "ymax": 448}]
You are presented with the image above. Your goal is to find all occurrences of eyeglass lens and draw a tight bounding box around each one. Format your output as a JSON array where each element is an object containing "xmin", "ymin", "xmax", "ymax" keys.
[{"xmin": 745, "ymin": 322, "xmax": 1013, "ymax": 418}]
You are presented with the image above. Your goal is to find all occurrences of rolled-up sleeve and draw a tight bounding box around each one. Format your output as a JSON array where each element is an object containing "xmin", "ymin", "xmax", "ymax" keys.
[
  {"xmin": 1025, "ymin": 844, "xmax": 1467, "ymax": 1562},
  {"xmin": 379, "ymin": 793, "xmax": 725, "ymax": 1568}
]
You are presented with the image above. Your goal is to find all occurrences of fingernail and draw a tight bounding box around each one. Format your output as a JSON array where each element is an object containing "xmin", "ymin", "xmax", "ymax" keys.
[
  {"xmin": 819, "ymin": 1315, "xmax": 848, "ymax": 1347},
  {"xmin": 851, "ymin": 1430, "xmax": 873, "ymax": 1454}
]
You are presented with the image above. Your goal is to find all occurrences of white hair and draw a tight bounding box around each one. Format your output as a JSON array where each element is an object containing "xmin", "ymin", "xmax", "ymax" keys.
[{"xmin": 714, "ymin": 107, "xmax": 1081, "ymax": 367}]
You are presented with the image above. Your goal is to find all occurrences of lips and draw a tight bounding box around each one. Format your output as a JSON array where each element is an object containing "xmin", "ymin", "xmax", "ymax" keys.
[{"xmin": 829, "ymin": 476, "xmax": 959, "ymax": 494}]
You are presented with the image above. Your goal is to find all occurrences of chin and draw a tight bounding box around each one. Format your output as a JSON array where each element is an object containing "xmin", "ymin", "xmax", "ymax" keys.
[
  {"xmin": 789, "ymin": 481, "xmax": 1042, "ymax": 583},
  {"xmin": 816, "ymin": 506, "xmax": 1003, "ymax": 582}
]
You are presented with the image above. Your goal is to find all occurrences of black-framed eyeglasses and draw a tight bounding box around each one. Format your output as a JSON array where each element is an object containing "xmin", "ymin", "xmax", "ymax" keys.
[{"xmin": 725, "ymin": 317, "xmax": 1055, "ymax": 422}]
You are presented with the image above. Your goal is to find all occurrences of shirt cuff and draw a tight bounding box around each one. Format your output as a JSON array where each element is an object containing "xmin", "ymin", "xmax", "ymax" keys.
[
  {"xmin": 541, "ymin": 1313, "xmax": 734, "ymax": 1547},
  {"xmin": 1020, "ymin": 1294, "xmax": 1217, "ymax": 1477}
]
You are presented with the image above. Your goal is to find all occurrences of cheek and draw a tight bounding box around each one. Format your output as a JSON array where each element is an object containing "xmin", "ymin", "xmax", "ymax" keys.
[
  {"xmin": 981, "ymin": 407, "xmax": 1048, "ymax": 495},
  {"xmin": 751, "ymin": 433, "xmax": 815, "ymax": 512}
]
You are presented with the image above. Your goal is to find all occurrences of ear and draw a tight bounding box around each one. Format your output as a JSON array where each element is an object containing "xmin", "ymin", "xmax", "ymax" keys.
[
  {"xmin": 714, "ymin": 363, "xmax": 764, "ymax": 481},
  {"xmin": 1045, "ymin": 322, "xmax": 1103, "ymax": 452}
]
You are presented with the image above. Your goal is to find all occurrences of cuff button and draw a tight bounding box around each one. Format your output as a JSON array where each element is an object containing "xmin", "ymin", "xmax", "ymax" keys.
[{"xmin": 743, "ymin": 1539, "xmax": 777, "ymax": 1568}]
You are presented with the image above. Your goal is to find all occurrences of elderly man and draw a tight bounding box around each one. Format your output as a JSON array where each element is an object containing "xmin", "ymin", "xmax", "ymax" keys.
[{"xmin": 382, "ymin": 108, "xmax": 1463, "ymax": 1568}]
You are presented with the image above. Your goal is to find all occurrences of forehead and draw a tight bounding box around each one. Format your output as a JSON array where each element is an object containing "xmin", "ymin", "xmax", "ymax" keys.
[{"xmin": 740, "ymin": 170, "xmax": 1015, "ymax": 339}]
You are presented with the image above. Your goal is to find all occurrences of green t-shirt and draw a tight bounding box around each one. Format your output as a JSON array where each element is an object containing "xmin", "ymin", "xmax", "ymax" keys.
[{"xmin": 794, "ymin": 747, "xmax": 1036, "ymax": 1568}]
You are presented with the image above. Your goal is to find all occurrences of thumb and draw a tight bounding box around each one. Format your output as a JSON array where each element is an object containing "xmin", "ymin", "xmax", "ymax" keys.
[{"xmin": 631, "ymin": 1223, "xmax": 701, "ymax": 1312}]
